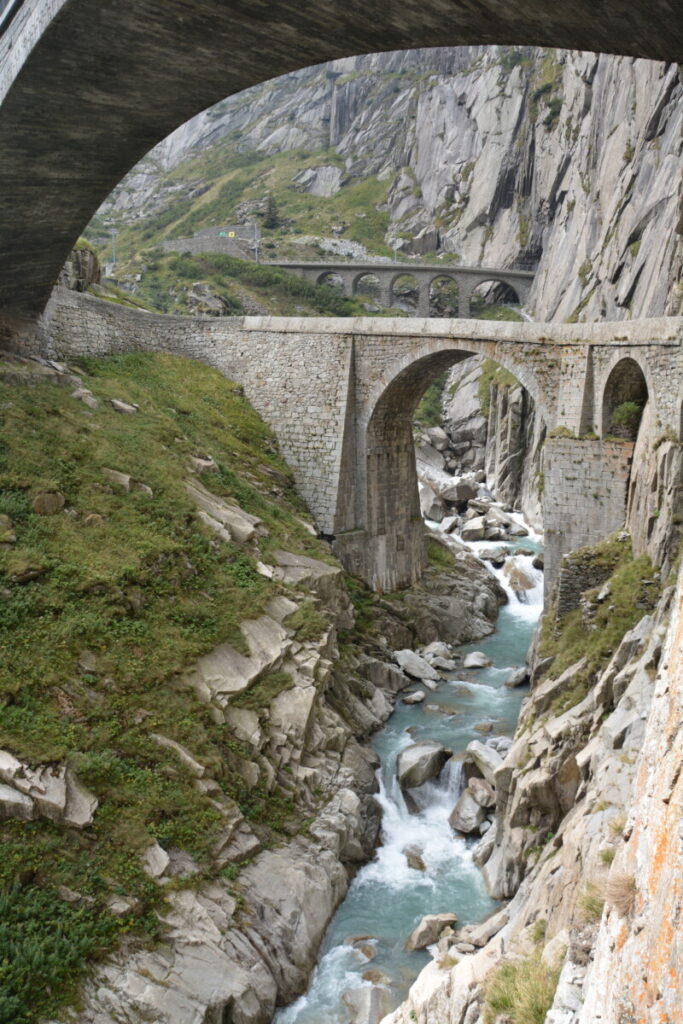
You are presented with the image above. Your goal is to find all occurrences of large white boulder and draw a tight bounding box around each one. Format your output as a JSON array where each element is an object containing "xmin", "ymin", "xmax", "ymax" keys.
[
  {"xmin": 464, "ymin": 740, "xmax": 504, "ymax": 786},
  {"xmin": 397, "ymin": 742, "xmax": 450, "ymax": 789},
  {"xmin": 393, "ymin": 649, "xmax": 439, "ymax": 681},
  {"xmin": 463, "ymin": 651, "xmax": 493, "ymax": 669},
  {"xmin": 405, "ymin": 912, "xmax": 458, "ymax": 951},
  {"xmin": 448, "ymin": 788, "xmax": 487, "ymax": 833},
  {"xmin": 461, "ymin": 515, "xmax": 487, "ymax": 541}
]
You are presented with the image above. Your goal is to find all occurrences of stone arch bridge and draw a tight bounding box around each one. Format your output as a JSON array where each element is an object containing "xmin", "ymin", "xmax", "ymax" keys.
[
  {"xmin": 0, "ymin": 0, "xmax": 682, "ymax": 337},
  {"xmin": 40, "ymin": 289, "xmax": 683, "ymax": 594},
  {"xmin": 269, "ymin": 262, "xmax": 535, "ymax": 318}
]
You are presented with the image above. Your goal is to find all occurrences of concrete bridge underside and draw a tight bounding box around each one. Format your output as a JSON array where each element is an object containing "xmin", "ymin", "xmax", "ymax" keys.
[
  {"xmin": 38, "ymin": 289, "xmax": 683, "ymax": 594},
  {"xmin": 271, "ymin": 262, "xmax": 535, "ymax": 318},
  {"xmin": 1, "ymin": 0, "xmax": 682, "ymax": 337}
]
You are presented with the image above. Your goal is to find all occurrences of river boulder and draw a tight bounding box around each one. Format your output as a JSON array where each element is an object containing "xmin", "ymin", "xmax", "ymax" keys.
[
  {"xmin": 393, "ymin": 649, "xmax": 439, "ymax": 681},
  {"xmin": 397, "ymin": 742, "xmax": 450, "ymax": 789},
  {"xmin": 461, "ymin": 515, "xmax": 486, "ymax": 541},
  {"xmin": 402, "ymin": 691, "xmax": 426, "ymax": 705},
  {"xmin": 505, "ymin": 666, "xmax": 530, "ymax": 688},
  {"xmin": 405, "ymin": 912, "xmax": 458, "ymax": 951},
  {"xmin": 463, "ymin": 740, "xmax": 503, "ymax": 786},
  {"xmin": 448, "ymin": 788, "xmax": 487, "ymax": 833},
  {"xmin": 463, "ymin": 651, "xmax": 492, "ymax": 669},
  {"xmin": 469, "ymin": 776, "xmax": 496, "ymax": 807}
]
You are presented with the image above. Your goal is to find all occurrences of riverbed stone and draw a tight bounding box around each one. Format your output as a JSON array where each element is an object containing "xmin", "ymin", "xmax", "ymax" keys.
[
  {"xmin": 505, "ymin": 666, "xmax": 530, "ymax": 688},
  {"xmin": 421, "ymin": 641, "xmax": 452, "ymax": 660},
  {"xmin": 397, "ymin": 742, "xmax": 450, "ymax": 789},
  {"xmin": 463, "ymin": 651, "xmax": 493, "ymax": 669},
  {"xmin": 470, "ymin": 776, "xmax": 496, "ymax": 807},
  {"xmin": 405, "ymin": 912, "xmax": 458, "ymax": 951},
  {"xmin": 402, "ymin": 691, "xmax": 426, "ymax": 705},
  {"xmin": 461, "ymin": 515, "xmax": 486, "ymax": 541},
  {"xmin": 449, "ymin": 788, "xmax": 487, "ymax": 833},
  {"xmin": 393, "ymin": 649, "xmax": 440, "ymax": 681},
  {"xmin": 464, "ymin": 740, "xmax": 503, "ymax": 786}
]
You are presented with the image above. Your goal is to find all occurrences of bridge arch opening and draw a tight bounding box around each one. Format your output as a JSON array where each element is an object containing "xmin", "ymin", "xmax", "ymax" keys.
[
  {"xmin": 390, "ymin": 273, "xmax": 420, "ymax": 314},
  {"xmin": 601, "ymin": 357, "xmax": 649, "ymax": 441},
  {"xmin": 470, "ymin": 279, "xmax": 521, "ymax": 318},
  {"xmin": 428, "ymin": 276, "xmax": 460, "ymax": 318},
  {"xmin": 353, "ymin": 272, "xmax": 382, "ymax": 305},
  {"xmin": 316, "ymin": 271, "xmax": 345, "ymax": 293},
  {"xmin": 360, "ymin": 346, "xmax": 541, "ymax": 591}
]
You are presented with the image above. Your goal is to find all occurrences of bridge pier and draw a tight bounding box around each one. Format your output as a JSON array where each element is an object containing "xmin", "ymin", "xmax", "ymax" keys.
[
  {"xmin": 379, "ymin": 281, "xmax": 393, "ymax": 308},
  {"xmin": 457, "ymin": 285, "xmax": 472, "ymax": 318},
  {"xmin": 416, "ymin": 283, "xmax": 430, "ymax": 317}
]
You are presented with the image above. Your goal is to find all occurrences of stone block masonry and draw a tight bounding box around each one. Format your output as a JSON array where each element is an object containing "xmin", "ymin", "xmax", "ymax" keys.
[
  {"xmin": 543, "ymin": 437, "xmax": 634, "ymax": 602},
  {"xmin": 36, "ymin": 288, "xmax": 683, "ymax": 593}
]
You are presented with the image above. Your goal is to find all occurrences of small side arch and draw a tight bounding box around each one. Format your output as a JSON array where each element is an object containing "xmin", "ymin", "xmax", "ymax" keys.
[
  {"xmin": 469, "ymin": 277, "xmax": 521, "ymax": 316},
  {"xmin": 316, "ymin": 270, "xmax": 344, "ymax": 291},
  {"xmin": 601, "ymin": 356, "xmax": 649, "ymax": 440}
]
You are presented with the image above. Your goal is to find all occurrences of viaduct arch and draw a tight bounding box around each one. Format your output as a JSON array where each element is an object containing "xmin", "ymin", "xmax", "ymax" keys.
[
  {"xmin": 1, "ymin": 0, "xmax": 682, "ymax": 335},
  {"xmin": 272, "ymin": 262, "xmax": 533, "ymax": 317}
]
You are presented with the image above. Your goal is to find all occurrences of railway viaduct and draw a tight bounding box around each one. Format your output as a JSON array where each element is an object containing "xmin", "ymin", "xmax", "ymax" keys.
[{"xmin": 268, "ymin": 262, "xmax": 535, "ymax": 318}]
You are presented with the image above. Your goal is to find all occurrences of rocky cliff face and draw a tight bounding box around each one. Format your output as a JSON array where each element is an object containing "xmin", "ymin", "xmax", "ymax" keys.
[
  {"xmin": 439, "ymin": 357, "xmax": 545, "ymax": 529},
  {"xmin": 102, "ymin": 47, "xmax": 682, "ymax": 321},
  {"xmin": 383, "ymin": 550, "xmax": 679, "ymax": 1024}
]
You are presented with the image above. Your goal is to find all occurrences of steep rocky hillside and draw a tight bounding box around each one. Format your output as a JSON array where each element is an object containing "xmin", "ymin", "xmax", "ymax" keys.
[
  {"xmin": 93, "ymin": 47, "xmax": 682, "ymax": 322},
  {"xmin": 0, "ymin": 349, "xmax": 509, "ymax": 1024}
]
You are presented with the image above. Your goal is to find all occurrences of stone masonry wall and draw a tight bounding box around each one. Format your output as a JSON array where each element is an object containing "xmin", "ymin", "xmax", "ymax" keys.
[
  {"xmin": 36, "ymin": 289, "xmax": 682, "ymax": 589},
  {"xmin": 543, "ymin": 436, "xmax": 634, "ymax": 599}
]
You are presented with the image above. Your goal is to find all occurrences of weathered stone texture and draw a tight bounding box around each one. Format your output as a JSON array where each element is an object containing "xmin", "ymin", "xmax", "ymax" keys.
[
  {"xmin": 37, "ymin": 290, "xmax": 683, "ymax": 591},
  {"xmin": 543, "ymin": 437, "xmax": 635, "ymax": 599}
]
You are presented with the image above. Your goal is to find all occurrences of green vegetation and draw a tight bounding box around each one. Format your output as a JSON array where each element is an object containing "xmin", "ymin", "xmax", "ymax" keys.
[
  {"xmin": 97, "ymin": 252, "xmax": 366, "ymax": 318},
  {"xmin": 579, "ymin": 881, "xmax": 606, "ymax": 922},
  {"xmin": 89, "ymin": 146, "xmax": 393, "ymax": 276},
  {"xmin": 612, "ymin": 400, "xmax": 643, "ymax": 439},
  {"xmin": 426, "ymin": 536, "xmax": 456, "ymax": 570},
  {"xmin": 0, "ymin": 351, "xmax": 338, "ymax": 1021},
  {"xmin": 529, "ymin": 52, "xmax": 564, "ymax": 131},
  {"xmin": 414, "ymin": 371, "xmax": 448, "ymax": 429},
  {"xmin": 538, "ymin": 533, "xmax": 662, "ymax": 699},
  {"xmin": 478, "ymin": 358, "xmax": 522, "ymax": 417},
  {"xmin": 470, "ymin": 300, "xmax": 524, "ymax": 323},
  {"xmin": 231, "ymin": 669, "xmax": 295, "ymax": 711},
  {"xmin": 484, "ymin": 954, "xmax": 560, "ymax": 1024},
  {"xmin": 284, "ymin": 599, "xmax": 331, "ymax": 643}
]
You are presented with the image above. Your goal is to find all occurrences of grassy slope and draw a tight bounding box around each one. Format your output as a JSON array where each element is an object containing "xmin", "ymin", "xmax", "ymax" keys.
[
  {"xmin": 0, "ymin": 352, "xmax": 336, "ymax": 1023},
  {"xmin": 88, "ymin": 146, "xmax": 392, "ymax": 272},
  {"xmin": 116, "ymin": 251, "xmax": 368, "ymax": 317},
  {"xmin": 538, "ymin": 533, "xmax": 663, "ymax": 712}
]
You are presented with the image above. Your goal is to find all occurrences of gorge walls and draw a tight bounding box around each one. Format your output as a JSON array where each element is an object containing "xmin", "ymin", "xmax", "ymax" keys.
[{"xmin": 103, "ymin": 48, "xmax": 683, "ymax": 323}]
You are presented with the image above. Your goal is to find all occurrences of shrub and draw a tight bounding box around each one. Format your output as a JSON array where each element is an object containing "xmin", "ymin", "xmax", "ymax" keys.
[
  {"xmin": 606, "ymin": 873, "xmax": 636, "ymax": 918},
  {"xmin": 484, "ymin": 954, "xmax": 560, "ymax": 1024},
  {"xmin": 578, "ymin": 881, "xmax": 605, "ymax": 922},
  {"xmin": 612, "ymin": 400, "xmax": 643, "ymax": 438}
]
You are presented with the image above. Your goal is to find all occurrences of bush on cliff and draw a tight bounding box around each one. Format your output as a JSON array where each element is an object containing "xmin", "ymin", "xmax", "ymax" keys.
[{"xmin": 484, "ymin": 953, "xmax": 560, "ymax": 1024}]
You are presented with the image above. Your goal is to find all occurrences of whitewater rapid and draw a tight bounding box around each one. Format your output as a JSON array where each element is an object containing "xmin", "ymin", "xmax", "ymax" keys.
[{"xmin": 275, "ymin": 508, "xmax": 544, "ymax": 1024}]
